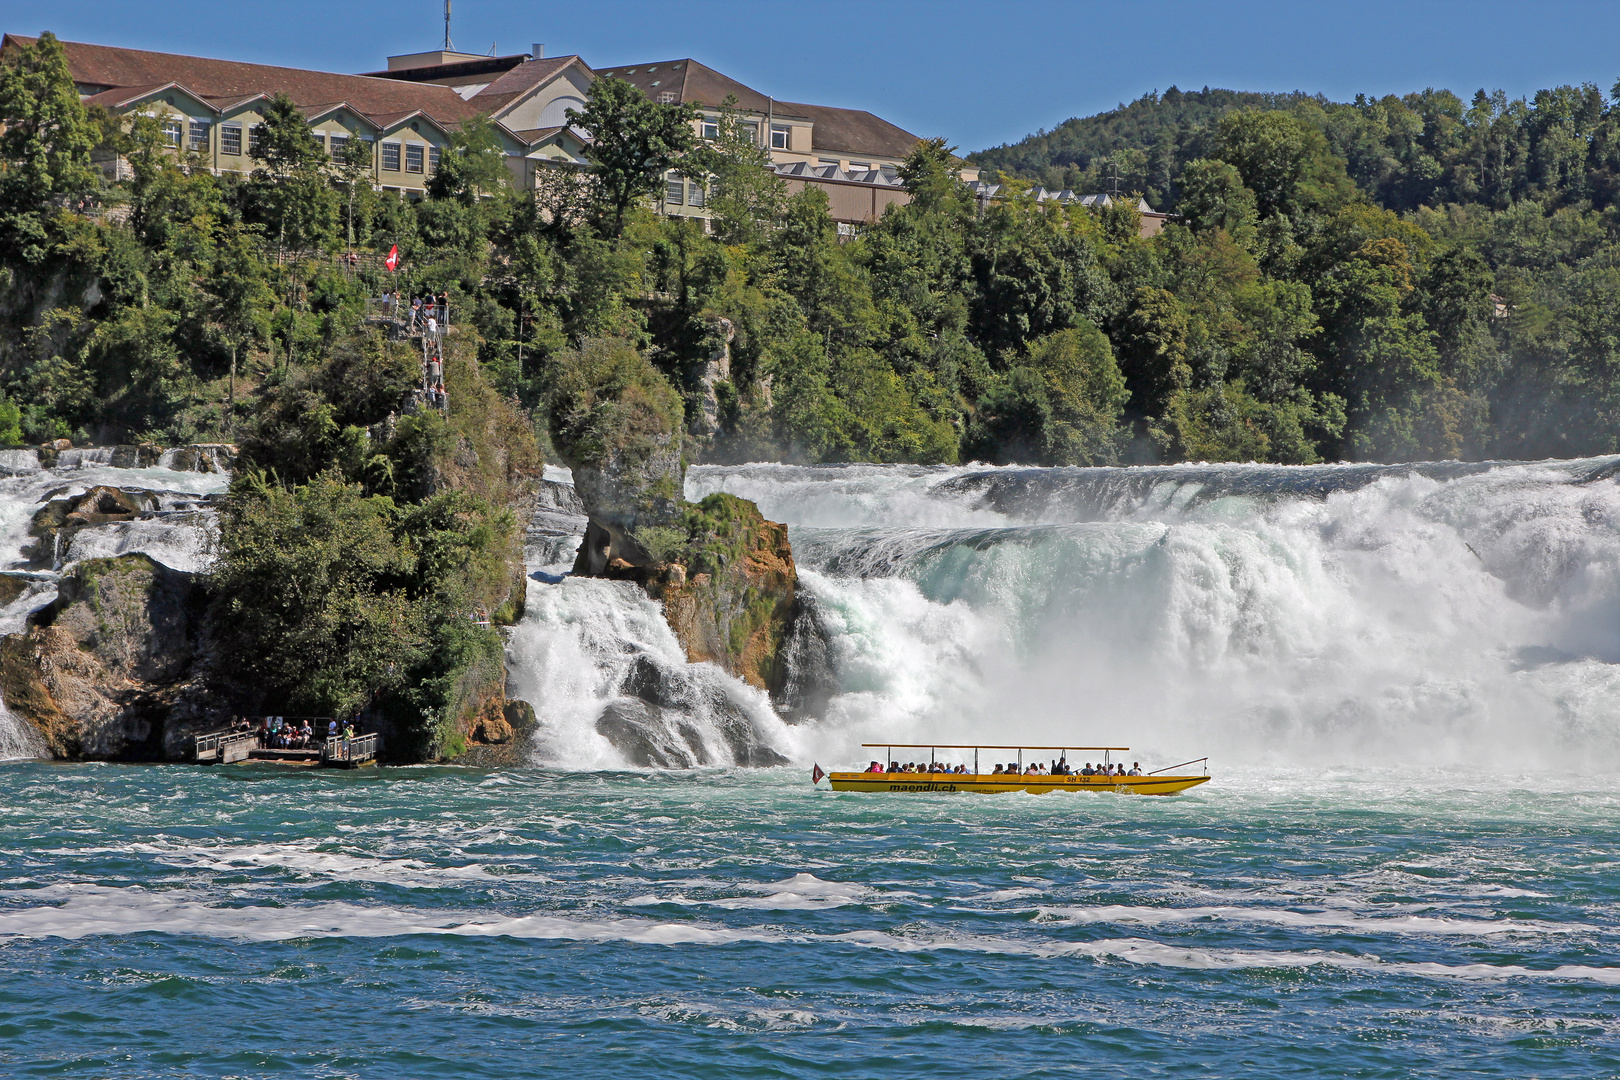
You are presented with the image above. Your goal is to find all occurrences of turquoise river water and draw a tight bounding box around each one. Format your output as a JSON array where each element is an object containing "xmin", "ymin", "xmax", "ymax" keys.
[{"xmin": 1, "ymin": 764, "xmax": 1617, "ymax": 1077}]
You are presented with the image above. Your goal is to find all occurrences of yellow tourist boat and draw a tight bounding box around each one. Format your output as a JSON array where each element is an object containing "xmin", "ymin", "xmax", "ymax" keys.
[{"xmin": 817, "ymin": 743, "xmax": 1210, "ymax": 796}]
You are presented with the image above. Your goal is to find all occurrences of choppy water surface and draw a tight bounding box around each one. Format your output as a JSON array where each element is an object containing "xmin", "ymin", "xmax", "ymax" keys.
[{"xmin": 2, "ymin": 763, "xmax": 1617, "ymax": 1077}]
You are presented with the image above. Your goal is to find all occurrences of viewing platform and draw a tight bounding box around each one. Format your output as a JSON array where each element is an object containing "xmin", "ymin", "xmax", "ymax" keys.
[{"xmin": 192, "ymin": 721, "xmax": 382, "ymax": 768}]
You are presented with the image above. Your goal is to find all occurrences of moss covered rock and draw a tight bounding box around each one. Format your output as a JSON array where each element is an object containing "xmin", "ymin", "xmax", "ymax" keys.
[{"xmin": 645, "ymin": 493, "xmax": 797, "ymax": 694}]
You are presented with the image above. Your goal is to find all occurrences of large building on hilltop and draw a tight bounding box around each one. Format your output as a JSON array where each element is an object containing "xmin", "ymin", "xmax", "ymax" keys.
[
  {"xmin": 2, "ymin": 33, "xmax": 957, "ymax": 228},
  {"xmin": 2, "ymin": 34, "xmax": 591, "ymax": 197},
  {"xmin": 11, "ymin": 35, "xmax": 1171, "ymax": 235}
]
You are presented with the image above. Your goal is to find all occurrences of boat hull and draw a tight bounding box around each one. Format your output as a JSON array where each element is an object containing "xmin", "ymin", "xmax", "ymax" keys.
[{"xmin": 827, "ymin": 773, "xmax": 1210, "ymax": 796}]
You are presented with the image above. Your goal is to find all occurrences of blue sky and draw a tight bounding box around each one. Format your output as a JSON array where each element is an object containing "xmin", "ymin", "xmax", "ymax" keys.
[{"xmin": 6, "ymin": 1, "xmax": 1618, "ymax": 151}]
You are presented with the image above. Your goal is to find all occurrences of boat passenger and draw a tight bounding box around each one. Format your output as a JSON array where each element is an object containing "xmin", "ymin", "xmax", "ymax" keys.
[
  {"xmin": 866, "ymin": 760, "xmax": 883, "ymax": 773},
  {"xmin": 991, "ymin": 764, "xmax": 1004, "ymax": 774},
  {"xmin": 1129, "ymin": 762, "xmax": 1143, "ymax": 775},
  {"xmin": 889, "ymin": 761, "xmax": 900, "ymax": 773}
]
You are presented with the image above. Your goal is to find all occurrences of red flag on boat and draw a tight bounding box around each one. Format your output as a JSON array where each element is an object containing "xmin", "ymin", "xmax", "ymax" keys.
[
  {"xmin": 385, "ymin": 244, "xmax": 400, "ymax": 272},
  {"xmin": 811, "ymin": 763, "xmax": 825, "ymax": 785}
]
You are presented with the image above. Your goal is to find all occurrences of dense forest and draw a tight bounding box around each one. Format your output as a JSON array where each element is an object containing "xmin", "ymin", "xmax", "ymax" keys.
[{"xmin": 6, "ymin": 32, "xmax": 1620, "ymax": 481}]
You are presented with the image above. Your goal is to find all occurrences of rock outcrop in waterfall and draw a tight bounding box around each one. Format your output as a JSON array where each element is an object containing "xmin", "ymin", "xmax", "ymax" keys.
[{"xmin": 546, "ymin": 337, "xmax": 796, "ymax": 766}]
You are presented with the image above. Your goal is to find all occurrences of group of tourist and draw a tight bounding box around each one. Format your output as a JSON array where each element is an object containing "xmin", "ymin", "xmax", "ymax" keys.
[
  {"xmin": 261, "ymin": 717, "xmax": 318, "ymax": 750},
  {"xmin": 240, "ymin": 716, "xmax": 361, "ymax": 754},
  {"xmin": 993, "ymin": 760, "xmax": 1143, "ymax": 777},
  {"xmin": 407, "ymin": 293, "xmax": 448, "ymax": 334},
  {"xmin": 424, "ymin": 350, "xmax": 448, "ymax": 411},
  {"xmin": 862, "ymin": 758, "xmax": 1146, "ymax": 777}
]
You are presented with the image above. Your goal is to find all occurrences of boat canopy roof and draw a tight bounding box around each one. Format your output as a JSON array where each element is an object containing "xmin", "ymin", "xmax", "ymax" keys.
[{"xmin": 861, "ymin": 743, "xmax": 1129, "ymax": 751}]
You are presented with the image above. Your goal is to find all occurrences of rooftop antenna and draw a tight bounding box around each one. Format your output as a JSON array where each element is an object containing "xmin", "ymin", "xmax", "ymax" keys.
[
  {"xmin": 443, "ymin": 0, "xmax": 454, "ymax": 51},
  {"xmin": 1107, "ymin": 159, "xmax": 1122, "ymax": 200}
]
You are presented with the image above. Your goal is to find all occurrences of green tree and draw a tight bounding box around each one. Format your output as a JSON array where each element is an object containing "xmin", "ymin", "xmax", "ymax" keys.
[
  {"xmin": 1175, "ymin": 159, "xmax": 1258, "ymax": 240},
  {"xmin": 684, "ymin": 96, "xmax": 786, "ymax": 247},
  {"xmin": 566, "ymin": 76, "xmax": 697, "ymax": 236},
  {"xmin": 1114, "ymin": 286, "xmax": 1191, "ymax": 417},
  {"xmin": 203, "ymin": 225, "xmax": 274, "ymax": 431},
  {"xmin": 0, "ymin": 31, "xmax": 100, "ymax": 261},
  {"xmin": 245, "ymin": 92, "xmax": 337, "ymax": 253},
  {"xmin": 207, "ymin": 472, "xmax": 423, "ymax": 717}
]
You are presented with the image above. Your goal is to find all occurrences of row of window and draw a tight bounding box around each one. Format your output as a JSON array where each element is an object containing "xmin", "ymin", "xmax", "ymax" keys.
[
  {"xmin": 159, "ymin": 119, "xmax": 438, "ymax": 173},
  {"xmin": 696, "ymin": 116, "xmax": 791, "ymax": 150}
]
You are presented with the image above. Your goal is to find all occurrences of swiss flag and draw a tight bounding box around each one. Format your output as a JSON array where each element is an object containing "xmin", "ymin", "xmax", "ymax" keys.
[
  {"xmin": 385, "ymin": 244, "xmax": 400, "ymax": 272},
  {"xmin": 811, "ymin": 763, "xmax": 825, "ymax": 785}
]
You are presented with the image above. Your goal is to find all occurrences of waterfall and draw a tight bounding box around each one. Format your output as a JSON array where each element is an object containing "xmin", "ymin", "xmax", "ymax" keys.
[
  {"xmin": 626, "ymin": 456, "xmax": 1620, "ymax": 770},
  {"xmin": 0, "ymin": 697, "xmax": 42, "ymax": 761},
  {"xmin": 55, "ymin": 447, "xmax": 115, "ymax": 469}
]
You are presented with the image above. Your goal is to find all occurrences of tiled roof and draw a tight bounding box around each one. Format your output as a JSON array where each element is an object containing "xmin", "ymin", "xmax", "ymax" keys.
[
  {"xmin": 80, "ymin": 82, "xmax": 171, "ymax": 110},
  {"xmin": 593, "ymin": 58, "xmax": 806, "ymax": 117},
  {"xmin": 473, "ymin": 56, "xmax": 581, "ymax": 101},
  {"xmin": 965, "ymin": 183, "xmax": 1165, "ymax": 214},
  {"xmin": 778, "ymin": 100, "xmax": 921, "ymax": 160},
  {"xmin": 775, "ymin": 160, "xmax": 901, "ymax": 187},
  {"xmin": 5, "ymin": 34, "xmax": 481, "ymax": 125},
  {"xmin": 354, "ymin": 53, "xmax": 530, "ymax": 86}
]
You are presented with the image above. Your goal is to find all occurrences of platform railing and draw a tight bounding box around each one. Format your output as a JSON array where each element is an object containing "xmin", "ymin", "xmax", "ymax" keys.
[
  {"xmin": 322, "ymin": 732, "xmax": 380, "ymax": 764},
  {"xmin": 193, "ymin": 729, "xmax": 258, "ymax": 761}
]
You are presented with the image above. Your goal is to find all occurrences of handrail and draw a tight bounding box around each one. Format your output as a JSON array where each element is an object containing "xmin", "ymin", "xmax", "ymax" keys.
[
  {"xmin": 194, "ymin": 729, "xmax": 258, "ymax": 753},
  {"xmin": 1148, "ymin": 757, "xmax": 1208, "ymax": 776},
  {"xmin": 321, "ymin": 732, "xmax": 380, "ymax": 763}
]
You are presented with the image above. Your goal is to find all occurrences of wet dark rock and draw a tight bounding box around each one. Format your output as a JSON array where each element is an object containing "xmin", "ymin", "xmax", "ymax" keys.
[
  {"xmin": 24, "ymin": 486, "xmax": 161, "ymax": 568},
  {"xmin": 620, "ymin": 652, "xmax": 683, "ymax": 708},
  {"xmin": 597, "ymin": 679, "xmax": 789, "ymax": 768},
  {"xmin": 774, "ymin": 594, "xmax": 840, "ymax": 723},
  {"xmin": 596, "ymin": 699, "xmax": 701, "ymax": 768}
]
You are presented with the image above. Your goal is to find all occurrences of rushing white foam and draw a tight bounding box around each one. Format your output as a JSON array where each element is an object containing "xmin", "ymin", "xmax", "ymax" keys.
[
  {"xmin": 0, "ymin": 698, "xmax": 43, "ymax": 760},
  {"xmin": 1033, "ymin": 904, "xmax": 1585, "ymax": 936},
  {"xmin": 507, "ymin": 576, "xmax": 794, "ymax": 769},
  {"xmin": 679, "ymin": 459, "xmax": 1620, "ymax": 770},
  {"xmin": 4, "ymin": 885, "xmax": 1617, "ymax": 984}
]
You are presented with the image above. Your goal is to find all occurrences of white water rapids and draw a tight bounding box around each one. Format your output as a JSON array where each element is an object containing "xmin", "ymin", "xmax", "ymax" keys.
[{"xmin": 517, "ymin": 457, "xmax": 1620, "ymax": 772}]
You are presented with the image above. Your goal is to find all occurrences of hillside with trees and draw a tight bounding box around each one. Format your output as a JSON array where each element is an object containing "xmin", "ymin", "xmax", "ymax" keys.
[{"xmin": 7, "ymin": 32, "xmax": 1620, "ymax": 482}]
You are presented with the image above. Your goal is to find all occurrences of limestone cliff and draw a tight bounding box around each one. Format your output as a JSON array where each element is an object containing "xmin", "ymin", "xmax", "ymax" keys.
[
  {"xmin": 0, "ymin": 554, "xmax": 215, "ymax": 759},
  {"xmin": 644, "ymin": 494, "xmax": 796, "ymax": 693}
]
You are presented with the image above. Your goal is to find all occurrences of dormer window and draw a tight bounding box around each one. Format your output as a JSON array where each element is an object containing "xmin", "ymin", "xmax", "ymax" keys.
[{"xmin": 770, "ymin": 124, "xmax": 789, "ymax": 150}]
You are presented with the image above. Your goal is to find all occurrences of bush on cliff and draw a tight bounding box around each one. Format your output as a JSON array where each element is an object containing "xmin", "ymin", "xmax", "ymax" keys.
[
  {"xmin": 206, "ymin": 470, "xmax": 516, "ymax": 756},
  {"xmin": 544, "ymin": 335, "xmax": 683, "ymax": 471}
]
